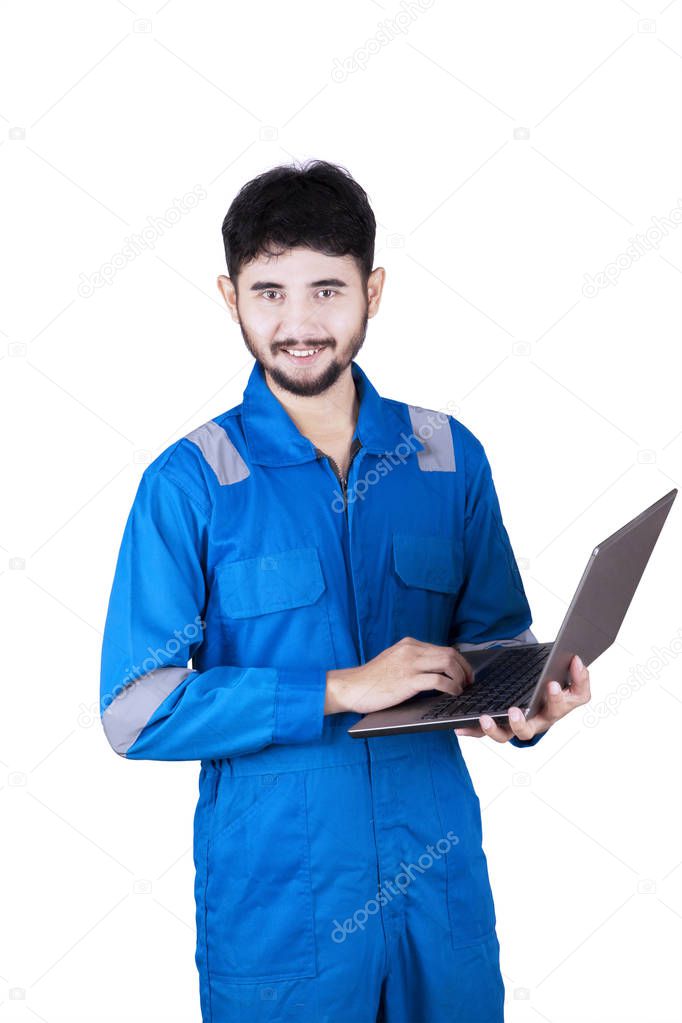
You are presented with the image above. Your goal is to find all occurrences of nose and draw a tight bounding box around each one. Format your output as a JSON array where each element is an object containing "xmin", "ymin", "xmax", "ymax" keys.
[{"xmin": 276, "ymin": 297, "xmax": 325, "ymax": 341}]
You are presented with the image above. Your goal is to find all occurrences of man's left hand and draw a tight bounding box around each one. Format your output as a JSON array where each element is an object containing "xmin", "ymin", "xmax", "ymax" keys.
[{"xmin": 454, "ymin": 653, "xmax": 591, "ymax": 743}]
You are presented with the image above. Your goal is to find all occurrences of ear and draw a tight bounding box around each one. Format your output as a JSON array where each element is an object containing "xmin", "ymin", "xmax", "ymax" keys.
[
  {"xmin": 217, "ymin": 275, "xmax": 240, "ymax": 323},
  {"xmin": 367, "ymin": 266, "xmax": 386, "ymax": 319}
]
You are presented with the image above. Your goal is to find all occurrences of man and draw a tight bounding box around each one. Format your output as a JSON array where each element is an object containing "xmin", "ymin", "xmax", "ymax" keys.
[{"xmin": 100, "ymin": 159, "xmax": 590, "ymax": 1022}]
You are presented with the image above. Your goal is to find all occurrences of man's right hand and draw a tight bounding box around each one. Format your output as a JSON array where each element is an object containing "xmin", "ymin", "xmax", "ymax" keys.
[{"xmin": 324, "ymin": 636, "xmax": 474, "ymax": 716}]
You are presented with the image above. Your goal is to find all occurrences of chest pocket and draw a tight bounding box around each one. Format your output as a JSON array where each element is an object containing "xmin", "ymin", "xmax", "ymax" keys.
[
  {"xmin": 392, "ymin": 532, "xmax": 462, "ymax": 645},
  {"xmin": 215, "ymin": 546, "xmax": 335, "ymax": 669},
  {"xmin": 217, "ymin": 546, "xmax": 325, "ymax": 617}
]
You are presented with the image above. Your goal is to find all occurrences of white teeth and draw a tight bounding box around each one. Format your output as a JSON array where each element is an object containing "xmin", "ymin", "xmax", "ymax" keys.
[{"xmin": 284, "ymin": 348, "xmax": 320, "ymax": 357}]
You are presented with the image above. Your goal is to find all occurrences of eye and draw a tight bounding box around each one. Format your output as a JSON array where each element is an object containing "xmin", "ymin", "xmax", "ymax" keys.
[
  {"xmin": 317, "ymin": 289, "xmax": 336, "ymax": 299},
  {"xmin": 262, "ymin": 290, "xmax": 281, "ymax": 300}
]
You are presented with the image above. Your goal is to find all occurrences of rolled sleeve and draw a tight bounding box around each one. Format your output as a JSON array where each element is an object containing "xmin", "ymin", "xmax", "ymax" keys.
[{"xmin": 274, "ymin": 667, "xmax": 329, "ymax": 744}]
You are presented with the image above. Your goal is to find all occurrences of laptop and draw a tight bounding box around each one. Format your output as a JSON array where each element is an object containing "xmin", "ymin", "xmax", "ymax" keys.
[{"xmin": 348, "ymin": 488, "xmax": 677, "ymax": 738}]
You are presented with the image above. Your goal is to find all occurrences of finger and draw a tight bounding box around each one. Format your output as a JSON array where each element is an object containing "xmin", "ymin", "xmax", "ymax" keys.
[
  {"xmin": 420, "ymin": 670, "xmax": 468, "ymax": 698},
  {"xmin": 506, "ymin": 705, "xmax": 536, "ymax": 741},
  {"xmin": 416, "ymin": 651, "xmax": 470, "ymax": 693},
  {"xmin": 416, "ymin": 643, "xmax": 475, "ymax": 686},
  {"xmin": 454, "ymin": 726, "xmax": 485, "ymax": 738},
  {"xmin": 537, "ymin": 658, "xmax": 591, "ymax": 724},
  {"xmin": 478, "ymin": 714, "xmax": 514, "ymax": 743},
  {"xmin": 568, "ymin": 654, "xmax": 591, "ymax": 699},
  {"xmin": 451, "ymin": 649, "xmax": 475, "ymax": 685},
  {"xmin": 426, "ymin": 649, "xmax": 473, "ymax": 687},
  {"xmin": 542, "ymin": 677, "xmax": 569, "ymax": 722},
  {"xmin": 508, "ymin": 678, "xmax": 565, "ymax": 734}
]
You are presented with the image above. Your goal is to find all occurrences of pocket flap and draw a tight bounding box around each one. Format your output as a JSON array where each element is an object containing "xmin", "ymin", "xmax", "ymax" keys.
[
  {"xmin": 217, "ymin": 546, "xmax": 326, "ymax": 618},
  {"xmin": 393, "ymin": 532, "xmax": 461, "ymax": 594}
]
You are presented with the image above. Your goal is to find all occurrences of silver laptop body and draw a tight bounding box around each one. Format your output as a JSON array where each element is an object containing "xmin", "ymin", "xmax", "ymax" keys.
[{"xmin": 348, "ymin": 488, "xmax": 677, "ymax": 739}]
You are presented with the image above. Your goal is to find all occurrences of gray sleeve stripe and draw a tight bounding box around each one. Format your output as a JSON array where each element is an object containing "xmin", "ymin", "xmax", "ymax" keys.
[
  {"xmin": 185, "ymin": 421, "xmax": 250, "ymax": 486},
  {"xmin": 102, "ymin": 666, "xmax": 194, "ymax": 756},
  {"xmin": 407, "ymin": 405, "xmax": 456, "ymax": 472},
  {"xmin": 455, "ymin": 628, "xmax": 538, "ymax": 651}
]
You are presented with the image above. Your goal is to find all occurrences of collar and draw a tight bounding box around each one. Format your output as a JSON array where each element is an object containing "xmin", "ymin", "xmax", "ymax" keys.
[{"xmin": 241, "ymin": 358, "xmax": 425, "ymax": 467}]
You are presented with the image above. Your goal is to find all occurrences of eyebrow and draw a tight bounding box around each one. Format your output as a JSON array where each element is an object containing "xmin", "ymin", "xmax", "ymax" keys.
[{"xmin": 249, "ymin": 278, "xmax": 349, "ymax": 292}]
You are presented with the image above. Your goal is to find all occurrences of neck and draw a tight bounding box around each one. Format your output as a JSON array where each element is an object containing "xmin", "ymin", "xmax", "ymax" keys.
[{"xmin": 265, "ymin": 365, "xmax": 360, "ymax": 444}]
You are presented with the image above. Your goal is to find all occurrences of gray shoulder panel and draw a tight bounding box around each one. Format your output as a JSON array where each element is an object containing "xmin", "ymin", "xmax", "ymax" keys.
[
  {"xmin": 407, "ymin": 405, "xmax": 456, "ymax": 472},
  {"xmin": 185, "ymin": 420, "xmax": 250, "ymax": 486}
]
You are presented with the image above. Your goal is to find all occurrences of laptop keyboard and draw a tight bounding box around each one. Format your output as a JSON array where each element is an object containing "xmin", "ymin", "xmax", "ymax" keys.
[{"xmin": 421, "ymin": 644, "xmax": 551, "ymax": 720}]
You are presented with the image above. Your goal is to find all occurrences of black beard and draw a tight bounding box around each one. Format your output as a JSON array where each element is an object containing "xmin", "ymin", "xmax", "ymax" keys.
[{"xmin": 238, "ymin": 309, "xmax": 368, "ymax": 397}]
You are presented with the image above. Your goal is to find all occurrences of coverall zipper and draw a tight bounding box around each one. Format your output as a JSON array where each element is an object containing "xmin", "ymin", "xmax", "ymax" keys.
[
  {"xmin": 327, "ymin": 453, "xmax": 348, "ymax": 510},
  {"xmin": 316, "ymin": 436, "xmax": 362, "ymax": 517},
  {"xmin": 314, "ymin": 437, "xmax": 364, "ymax": 661},
  {"xmin": 316, "ymin": 439, "xmax": 388, "ymax": 952}
]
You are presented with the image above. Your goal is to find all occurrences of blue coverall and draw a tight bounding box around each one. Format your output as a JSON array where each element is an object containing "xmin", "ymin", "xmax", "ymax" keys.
[{"xmin": 100, "ymin": 357, "xmax": 545, "ymax": 1023}]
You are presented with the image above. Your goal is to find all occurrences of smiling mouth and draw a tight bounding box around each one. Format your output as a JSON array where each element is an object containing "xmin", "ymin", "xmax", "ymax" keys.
[{"xmin": 279, "ymin": 345, "xmax": 328, "ymax": 363}]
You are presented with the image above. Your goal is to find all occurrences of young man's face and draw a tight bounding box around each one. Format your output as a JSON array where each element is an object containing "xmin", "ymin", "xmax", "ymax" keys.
[{"xmin": 218, "ymin": 246, "xmax": 385, "ymax": 397}]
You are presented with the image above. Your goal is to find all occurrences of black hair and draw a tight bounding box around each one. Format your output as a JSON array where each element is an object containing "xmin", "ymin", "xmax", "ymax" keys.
[{"xmin": 221, "ymin": 158, "xmax": 376, "ymax": 289}]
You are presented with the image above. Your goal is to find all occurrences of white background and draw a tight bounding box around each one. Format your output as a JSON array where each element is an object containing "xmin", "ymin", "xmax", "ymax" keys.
[{"xmin": 1, "ymin": 1, "xmax": 681, "ymax": 1021}]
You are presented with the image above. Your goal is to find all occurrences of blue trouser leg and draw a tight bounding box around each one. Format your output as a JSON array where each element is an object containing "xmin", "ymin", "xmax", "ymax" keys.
[
  {"xmin": 195, "ymin": 753, "xmax": 388, "ymax": 1022},
  {"xmin": 367, "ymin": 733, "xmax": 505, "ymax": 1023},
  {"xmin": 194, "ymin": 732, "xmax": 504, "ymax": 1022},
  {"xmin": 381, "ymin": 925, "xmax": 505, "ymax": 1023}
]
